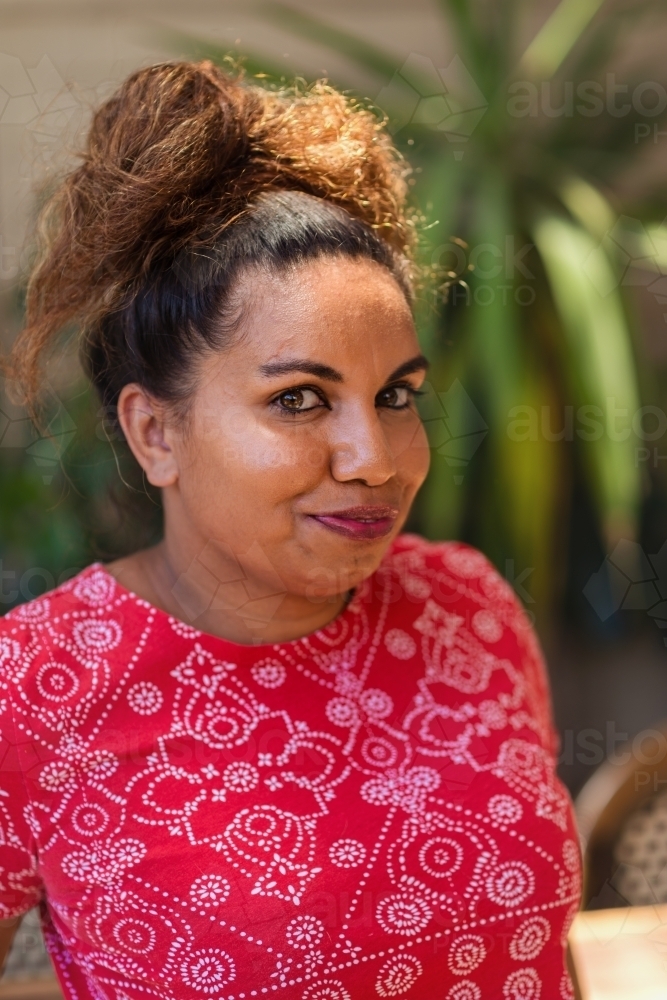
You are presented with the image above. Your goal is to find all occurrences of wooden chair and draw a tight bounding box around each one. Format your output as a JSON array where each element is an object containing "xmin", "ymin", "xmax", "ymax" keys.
[
  {"xmin": 575, "ymin": 722, "xmax": 667, "ymax": 909},
  {"xmin": 0, "ymin": 910, "xmax": 61, "ymax": 1000}
]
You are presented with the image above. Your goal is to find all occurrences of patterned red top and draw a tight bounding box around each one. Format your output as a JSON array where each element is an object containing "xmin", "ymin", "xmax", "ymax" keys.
[{"xmin": 0, "ymin": 536, "xmax": 580, "ymax": 1000}]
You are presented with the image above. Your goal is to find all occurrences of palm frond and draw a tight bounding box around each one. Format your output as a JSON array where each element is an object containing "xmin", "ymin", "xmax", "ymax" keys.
[
  {"xmin": 533, "ymin": 214, "xmax": 642, "ymax": 545},
  {"xmin": 519, "ymin": 0, "xmax": 607, "ymax": 80},
  {"xmin": 494, "ymin": 360, "xmax": 563, "ymax": 619}
]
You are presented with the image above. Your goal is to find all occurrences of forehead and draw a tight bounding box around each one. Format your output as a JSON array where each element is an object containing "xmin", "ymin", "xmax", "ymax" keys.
[{"xmin": 234, "ymin": 256, "xmax": 418, "ymax": 368}]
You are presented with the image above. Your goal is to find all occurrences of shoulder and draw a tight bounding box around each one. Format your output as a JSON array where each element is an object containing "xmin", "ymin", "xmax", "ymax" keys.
[
  {"xmin": 383, "ymin": 532, "xmax": 538, "ymax": 646},
  {"xmin": 0, "ymin": 564, "xmax": 132, "ymax": 704},
  {"xmin": 379, "ymin": 534, "xmax": 555, "ymax": 749},
  {"xmin": 2, "ymin": 563, "xmax": 118, "ymax": 622},
  {"xmin": 0, "ymin": 563, "xmax": 119, "ymax": 642},
  {"xmin": 383, "ymin": 533, "xmax": 522, "ymax": 616}
]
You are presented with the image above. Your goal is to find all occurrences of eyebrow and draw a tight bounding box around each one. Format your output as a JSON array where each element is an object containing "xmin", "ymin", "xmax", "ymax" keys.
[
  {"xmin": 258, "ymin": 354, "xmax": 430, "ymax": 384},
  {"xmin": 258, "ymin": 359, "xmax": 344, "ymax": 382},
  {"xmin": 386, "ymin": 354, "xmax": 430, "ymax": 382}
]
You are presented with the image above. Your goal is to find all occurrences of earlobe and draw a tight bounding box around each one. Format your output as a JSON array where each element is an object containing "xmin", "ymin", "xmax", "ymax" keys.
[{"xmin": 116, "ymin": 384, "xmax": 179, "ymax": 488}]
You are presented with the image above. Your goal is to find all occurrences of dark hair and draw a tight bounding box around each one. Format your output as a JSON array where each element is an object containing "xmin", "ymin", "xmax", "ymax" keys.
[
  {"xmin": 89, "ymin": 189, "xmax": 412, "ymax": 421},
  {"xmin": 7, "ymin": 60, "xmax": 415, "ymax": 422}
]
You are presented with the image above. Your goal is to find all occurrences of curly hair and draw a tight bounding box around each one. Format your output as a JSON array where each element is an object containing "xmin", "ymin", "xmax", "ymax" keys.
[{"xmin": 7, "ymin": 60, "xmax": 415, "ymax": 417}]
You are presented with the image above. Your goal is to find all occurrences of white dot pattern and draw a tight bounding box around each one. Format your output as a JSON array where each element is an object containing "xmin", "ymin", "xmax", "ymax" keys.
[{"xmin": 0, "ymin": 536, "xmax": 579, "ymax": 998}]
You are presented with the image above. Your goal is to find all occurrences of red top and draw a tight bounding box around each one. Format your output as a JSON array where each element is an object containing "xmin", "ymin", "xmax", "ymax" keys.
[{"xmin": 0, "ymin": 535, "xmax": 580, "ymax": 1000}]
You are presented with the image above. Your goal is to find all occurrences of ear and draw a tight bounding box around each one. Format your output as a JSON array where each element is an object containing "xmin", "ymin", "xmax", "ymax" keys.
[{"xmin": 117, "ymin": 384, "xmax": 179, "ymax": 487}]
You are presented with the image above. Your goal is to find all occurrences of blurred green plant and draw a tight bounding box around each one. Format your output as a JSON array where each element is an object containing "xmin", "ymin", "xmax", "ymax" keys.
[
  {"xmin": 0, "ymin": 378, "xmax": 162, "ymax": 608},
  {"xmin": 176, "ymin": 0, "xmax": 667, "ymax": 621}
]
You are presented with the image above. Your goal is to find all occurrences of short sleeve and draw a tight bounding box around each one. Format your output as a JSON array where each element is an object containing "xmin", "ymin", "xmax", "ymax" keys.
[
  {"xmin": 391, "ymin": 535, "xmax": 581, "ymax": 991},
  {"xmin": 0, "ymin": 621, "xmax": 42, "ymax": 917},
  {"xmin": 423, "ymin": 537, "xmax": 561, "ymax": 757}
]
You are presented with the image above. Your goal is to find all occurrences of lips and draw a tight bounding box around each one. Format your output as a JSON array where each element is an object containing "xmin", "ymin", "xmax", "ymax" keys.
[{"xmin": 308, "ymin": 505, "xmax": 399, "ymax": 541}]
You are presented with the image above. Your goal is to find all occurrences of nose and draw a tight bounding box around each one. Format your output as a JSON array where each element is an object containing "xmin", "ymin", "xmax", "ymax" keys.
[{"xmin": 329, "ymin": 403, "xmax": 396, "ymax": 486}]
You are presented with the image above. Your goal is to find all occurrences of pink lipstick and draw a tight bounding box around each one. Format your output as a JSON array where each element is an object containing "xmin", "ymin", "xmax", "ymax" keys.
[{"xmin": 309, "ymin": 505, "xmax": 398, "ymax": 540}]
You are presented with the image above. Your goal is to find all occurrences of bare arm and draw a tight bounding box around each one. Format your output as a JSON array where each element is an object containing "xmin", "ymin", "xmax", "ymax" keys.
[{"xmin": 0, "ymin": 917, "xmax": 20, "ymax": 976}]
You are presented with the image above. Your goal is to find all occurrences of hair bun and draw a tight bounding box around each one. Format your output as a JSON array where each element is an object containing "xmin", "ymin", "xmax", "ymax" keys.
[
  {"xmin": 9, "ymin": 59, "xmax": 414, "ymax": 408},
  {"xmin": 82, "ymin": 61, "xmax": 264, "ymax": 276}
]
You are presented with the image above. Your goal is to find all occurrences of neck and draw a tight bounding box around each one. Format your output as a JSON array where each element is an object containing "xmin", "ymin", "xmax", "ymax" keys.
[{"xmin": 107, "ymin": 538, "xmax": 350, "ymax": 646}]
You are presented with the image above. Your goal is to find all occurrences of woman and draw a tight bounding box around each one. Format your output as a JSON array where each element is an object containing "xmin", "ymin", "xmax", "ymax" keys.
[{"xmin": 0, "ymin": 62, "xmax": 579, "ymax": 999}]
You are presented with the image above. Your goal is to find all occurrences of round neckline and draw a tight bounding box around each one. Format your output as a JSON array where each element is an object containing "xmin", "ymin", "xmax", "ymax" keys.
[{"xmin": 91, "ymin": 561, "xmax": 369, "ymax": 654}]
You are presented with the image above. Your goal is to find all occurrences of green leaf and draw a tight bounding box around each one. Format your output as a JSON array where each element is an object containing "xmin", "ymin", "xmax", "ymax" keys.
[
  {"xmin": 519, "ymin": 0, "xmax": 607, "ymax": 80},
  {"xmin": 640, "ymin": 225, "xmax": 667, "ymax": 271},
  {"xmin": 437, "ymin": 0, "xmax": 485, "ymax": 82},
  {"xmin": 495, "ymin": 361, "xmax": 562, "ymax": 620},
  {"xmin": 532, "ymin": 214, "xmax": 642, "ymax": 545},
  {"xmin": 558, "ymin": 0, "xmax": 664, "ymax": 82},
  {"xmin": 417, "ymin": 348, "xmax": 482, "ymax": 541},
  {"xmin": 414, "ymin": 154, "xmax": 468, "ymax": 356},
  {"xmin": 469, "ymin": 169, "xmax": 523, "ymax": 428},
  {"xmin": 557, "ymin": 175, "xmax": 617, "ymax": 240},
  {"xmin": 559, "ymin": 179, "xmax": 667, "ymax": 273},
  {"xmin": 466, "ymin": 169, "xmax": 535, "ymax": 571}
]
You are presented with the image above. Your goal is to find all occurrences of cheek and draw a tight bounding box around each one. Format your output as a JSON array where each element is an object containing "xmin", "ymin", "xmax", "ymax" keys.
[
  {"xmin": 179, "ymin": 410, "xmax": 330, "ymax": 501},
  {"xmin": 388, "ymin": 415, "xmax": 431, "ymax": 486}
]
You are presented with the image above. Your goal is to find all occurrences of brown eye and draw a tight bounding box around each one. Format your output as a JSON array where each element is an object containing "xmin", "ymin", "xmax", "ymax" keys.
[
  {"xmin": 280, "ymin": 389, "xmax": 305, "ymax": 410},
  {"xmin": 274, "ymin": 387, "xmax": 323, "ymax": 414},
  {"xmin": 377, "ymin": 386, "xmax": 411, "ymax": 409}
]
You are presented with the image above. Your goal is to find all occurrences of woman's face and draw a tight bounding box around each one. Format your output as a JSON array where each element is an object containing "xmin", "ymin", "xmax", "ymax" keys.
[{"xmin": 125, "ymin": 256, "xmax": 430, "ymax": 611}]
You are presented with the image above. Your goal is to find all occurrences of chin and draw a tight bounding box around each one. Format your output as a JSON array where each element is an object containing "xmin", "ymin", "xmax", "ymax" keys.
[{"xmin": 303, "ymin": 542, "xmax": 391, "ymax": 599}]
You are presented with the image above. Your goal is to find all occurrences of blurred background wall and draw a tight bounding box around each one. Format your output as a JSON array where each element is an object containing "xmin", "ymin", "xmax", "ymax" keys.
[{"xmin": 1, "ymin": 0, "xmax": 667, "ymax": 798}]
